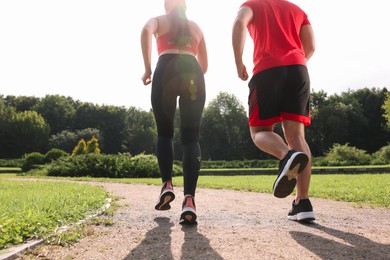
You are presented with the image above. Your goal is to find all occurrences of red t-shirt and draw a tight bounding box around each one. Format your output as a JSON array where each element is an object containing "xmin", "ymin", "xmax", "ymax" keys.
[{"xmin": 241, "ymin": 0, "xmax": 311, "ymax": 74}]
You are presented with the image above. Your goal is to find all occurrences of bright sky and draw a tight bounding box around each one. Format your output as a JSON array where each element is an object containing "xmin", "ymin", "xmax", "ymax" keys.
[{"xmin": 0, "ymin": 0, "xmax": 389, "ymax": 111}]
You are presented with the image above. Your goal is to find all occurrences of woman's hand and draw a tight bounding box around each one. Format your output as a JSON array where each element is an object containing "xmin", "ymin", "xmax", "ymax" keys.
[{"xmin": 141, "ymin": 70, "xmax": 152, "ymax": 85}]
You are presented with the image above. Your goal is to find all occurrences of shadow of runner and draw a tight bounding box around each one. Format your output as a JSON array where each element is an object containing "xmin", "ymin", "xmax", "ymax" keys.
[
  {"xmin": 290, "ymin": 223, "xmax": 390, "ymax": 259},
  {"xmin": 125, "ymin": 217, "xmax": 174, "ymax": 260},
  {"xmin": 181, "ymin": 225, "xmax": 224, "ymax": 260}
]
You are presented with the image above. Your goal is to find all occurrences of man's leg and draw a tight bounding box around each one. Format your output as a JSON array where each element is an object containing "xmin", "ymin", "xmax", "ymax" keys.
[
  {"xmin": 281, "ymin": 120, "xmax": 312, "ymax": 203},
  {"xmin": 250, "ymin": 125, "xmax": 290, "ymax": 160}
]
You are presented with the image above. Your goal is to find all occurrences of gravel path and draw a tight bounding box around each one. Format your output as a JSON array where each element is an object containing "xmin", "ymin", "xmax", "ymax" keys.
[{"xmin": 13, "ymin": 182, "xmax": 390, "ymax": 259}]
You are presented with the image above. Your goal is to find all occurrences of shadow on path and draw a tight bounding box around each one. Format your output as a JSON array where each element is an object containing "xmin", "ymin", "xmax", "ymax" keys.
[
  {"xmin": 290, "ymin": 223, "xmax": 390, "ymax": 260},
  {"xmin": 125, "ymin": 217, "xmax": 174, "ymax": 260},
  {"xmin": 181, "ymin": 224, "xmax": 224, "ymax": 260},
  {"xmin": 125, "ymin": 217, "xmax": 223, "ymax": 260}
]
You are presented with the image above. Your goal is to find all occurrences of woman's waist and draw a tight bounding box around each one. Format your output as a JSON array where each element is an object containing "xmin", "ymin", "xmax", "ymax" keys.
[{"xmin": 159, "ymin": 49, "xmax": 196, "ymax": 56}]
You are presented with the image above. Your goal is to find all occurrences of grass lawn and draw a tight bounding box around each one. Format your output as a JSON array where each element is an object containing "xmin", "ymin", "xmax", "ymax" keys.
[
  {"xmin": 18, "ymin": 172, "xmax": 389, "ymax": 208},
  {"xmin": 0, "ymin": 177, "xmax": 109, "ymax": 250}
]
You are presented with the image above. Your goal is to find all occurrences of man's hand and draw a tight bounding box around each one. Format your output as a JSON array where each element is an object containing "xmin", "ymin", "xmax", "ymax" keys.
[{"xmin": 236, "ymin": 63, "xmax": 248, "ymax": 81}]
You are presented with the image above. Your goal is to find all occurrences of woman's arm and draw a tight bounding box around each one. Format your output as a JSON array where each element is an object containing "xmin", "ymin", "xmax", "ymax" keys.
[{"xmin": 140, "ymin": 18, "xmax": 158, "ymax": 85}]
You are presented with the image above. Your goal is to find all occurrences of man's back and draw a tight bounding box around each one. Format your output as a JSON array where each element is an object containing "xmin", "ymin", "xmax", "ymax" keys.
[{"xmin": 242, "ymin": 0, "xmax": 311, "ymax": 74}]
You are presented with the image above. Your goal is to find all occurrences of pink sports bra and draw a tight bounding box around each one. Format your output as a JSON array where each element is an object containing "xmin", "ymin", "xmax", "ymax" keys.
[{"xmin": 156, "ymin": 33, "xmax": 198, "ymax": 56}]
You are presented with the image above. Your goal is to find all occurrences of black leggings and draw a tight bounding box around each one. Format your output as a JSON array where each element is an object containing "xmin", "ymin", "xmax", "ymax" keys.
[{"xmin": 151, "ymin": 54, "xmax": 205, "ymax": 196}]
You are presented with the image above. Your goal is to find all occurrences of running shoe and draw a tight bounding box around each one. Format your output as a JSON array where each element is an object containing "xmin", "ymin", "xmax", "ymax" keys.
[
  {"xmin": 179, "ymin": 195, "xmax": 197, "ymax": 225},
  {"xmin": 288, "ymin": 198, "xmax": 315, "ymax": 223},
  {"xmin": 155, "ymin": 181, "xmax": 175, "ymax": 210},
  {"xmin": 273, "ymin": 150, "xmax": 309, "ymax": 198}
]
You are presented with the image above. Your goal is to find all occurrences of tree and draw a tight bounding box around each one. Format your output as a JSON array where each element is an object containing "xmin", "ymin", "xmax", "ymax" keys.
[
  {"xmin": 2, "ymin": 110, "xmax": 50, "ymax": 157},
  {"xmin": 124, "ymin": 107, "xmax": 156, "ymax": 155},
  {"xmin": 4, "ymin": 95, "xmax": 40, "ymax": 112},
  {"xmin": 33, "ymin": 95, "xmax": 77, "ymax": 134},
  {"xmin": 200, "ymin": 92, "xmax": 258, "ymax": 160},
  {"xmin": 48, "ymin": 128, "xmax": 102, "ymax": 153},
  {"xmin": 382, "ymin": 91, "xmax": 390, "ymax": 129}
]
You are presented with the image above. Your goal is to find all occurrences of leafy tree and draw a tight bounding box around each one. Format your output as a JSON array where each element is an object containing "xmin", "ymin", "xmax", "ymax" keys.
[
  {"xmin": 382, "ymin": 91, "xmax": 390, "ymax": 129},
  {"xmin": 33, "ymin": 95, "xmax": 77, "ymax": 135},
  {"xmin": 339, "ymin": 88, "xmax": 388, "ymax": 153},
  {"xmin": 4, "ymin": 95, "xmax": 40, "ymax": 112},
  {"xmin": 97, "ymin": 105, "xmax": 128, "ymax": 154},
  {"xmin": 2, "ymin": 110, "xmax": 50, "ymax": 157},
  {"xmin": 48, "ymin": 128, "xmax": 102, "ymax": 153},
  {"xmin": 73, "ymin": 102, "xmax": 102, "ymax": 130},
  {"xmin": 201, "ymin": 92, "xmax": 258, "ymax": 160},
  {"xmin": 124, "ymin": 107, "xmax": 156, "ymax": 155}
]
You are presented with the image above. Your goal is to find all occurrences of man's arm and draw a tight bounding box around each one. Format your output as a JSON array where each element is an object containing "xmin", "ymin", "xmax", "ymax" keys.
[
  {"xmin": 232, "ymin": 6, "xmax": 253, "ymax": 81},
  {"xmin": 299, "ymin": 25, "xmax": 316, "ymax": 61}
]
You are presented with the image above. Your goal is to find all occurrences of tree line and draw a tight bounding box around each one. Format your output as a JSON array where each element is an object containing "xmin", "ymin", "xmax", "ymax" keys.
[{"xmin": 0, "ymin": 87, "xmax": 389, "ymax": 160}]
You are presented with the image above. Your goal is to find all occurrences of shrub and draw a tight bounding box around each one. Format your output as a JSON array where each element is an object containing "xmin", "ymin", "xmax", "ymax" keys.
[
  {"xmin": 371, "ymin": 144, "xmax": 390, "ymax": 165},
  {"xmin": 45, "ymin": 148, "xmax": 69, "ymax": 163},
  {"xmin": 71, "ymin": 139, "xmax": 87, "ymax": 156},
  {"xmin": 85, "ymin": 136, "xmax": 101, "ymax": 154},
  {"xmin": 43, "ymin": 153, "xmax": 182, "ymax": 178},
  {"xmin": 325, "ymin": 143, "xmax": 371, "ymax": 166},
  {"xmin": 21, "ymin": 152, "xmax": 45, "ymax": 172}
]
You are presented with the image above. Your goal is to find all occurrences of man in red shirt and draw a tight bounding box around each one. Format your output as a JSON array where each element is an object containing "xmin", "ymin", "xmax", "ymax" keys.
[{"xmin": 232, "ymin": 0, "xmax": 316, "ymax": 222}]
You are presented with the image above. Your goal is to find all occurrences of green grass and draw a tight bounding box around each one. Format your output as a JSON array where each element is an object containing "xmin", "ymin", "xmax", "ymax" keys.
[
  {"xmin": 0, "ymin": 178, "xmax": 109, "ymax": 250},
  {"xmin": 18, "ymin": 172, "xmax": 389, "ymax": 208}
]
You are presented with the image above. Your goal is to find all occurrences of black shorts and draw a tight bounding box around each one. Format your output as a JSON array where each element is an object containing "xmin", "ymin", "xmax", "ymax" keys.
[{"xmin": 248, "ymin": 65, "xmax": 311, "ymax": 126}]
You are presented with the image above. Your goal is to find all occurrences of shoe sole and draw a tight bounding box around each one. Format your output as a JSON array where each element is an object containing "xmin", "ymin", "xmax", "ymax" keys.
[
  {"xmin": 273, "ymin": 152, "xmax": 308, "ymax": 198},
  {"xmin": 155, "ymin": 190, "xmax": 175, "ymax": 210},
  {"xmin": 180, "ymin": 207, "xmax": 197, "ymax": 225},
  {"xmin": 288, "ymin": 211, "xmax": 315, "ymax": 223}
]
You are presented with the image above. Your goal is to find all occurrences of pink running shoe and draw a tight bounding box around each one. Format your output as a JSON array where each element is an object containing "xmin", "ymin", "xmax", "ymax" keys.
[
  {"xmin": 155, "ymin": 181, "xmax": 175, "ymax": 210},
  {"xmin": 180, "ymin": 195, "xmax": 197, "ymax": 225}
]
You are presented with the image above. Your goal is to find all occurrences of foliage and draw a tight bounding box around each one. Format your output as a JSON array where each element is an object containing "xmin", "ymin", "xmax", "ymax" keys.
[
  {"xmin": 44, "ymin": 148, "xmax": 69, "ymax": 163},
  {"xmin": 325, "ymin": 143, "xmax": 371, "ymax": 166},
  {"xmin": 72, "ymin": 139, "xmax": 87, "ymax": 156},
  {"xmin": 0, "ymin": 179, "xmax": 108, "ymax": 249},
  {"xmin": 0, "ymin": 109, "xmax": 50, "ymax": 158},
  {"xmin": 41, "ymin": 153, "xmax": 182, "ymax": 178},
  {"xmin": 86, "ymin": 136, "xmax": 101, "ymax": 154},
  {"xmin": 371, "ymin": 144, "xmax": 390, "ymax": 165},
  {"xmin": 32, "ymin": 94, "xmax": 76, "ymax": 135},
  {"xmin": 201, "ymin": 92, "xmax": 259, "ymax": 160},
  {"xmin": 383, "ymin": 91, "xmax": 390, "ymax": 128},
  {"xmin": 201, "ymin": 159, "xmax": 278, "ymax": 169},
  {"xmin": 48, "ymin": 128, "xmax": 102, "ymax": 154},
  {"xmin": 1, "ymin": 88, "xmax": 389, "ymax": 159},
  {"xmin": 0, "ymin": 159, "xmax": 24, "ymax": 167},
  {"xmin": 21, "ymin": 152, "xmax": 46, "ymax": 172}
]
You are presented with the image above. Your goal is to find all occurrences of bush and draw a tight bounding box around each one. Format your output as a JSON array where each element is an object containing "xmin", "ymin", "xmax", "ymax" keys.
[
  {"xmin": 85, "ymin": 136, "xmax": 101, "ymax": 154},
  {"xmin": 43, "ymin": 153, "xmax": 182, "ymax": 178},
  {"xmin": 44, "ymin": 148, "xmax": 69, "ymax": 163},
  {"xmin": 201, "ymin": 159, "xmax": 278, "ymax": 169},
  {"xmin": 71, "ymin": 139, "xmax": 87, "ymax": 156},
  {"xmin": 371, "ymin": 144, "xmax": 390, "ymax": 165},
  {"xmin": 21, "ymin": 152, "xmax": 45, "ymax": 172},
  {"xmin": 0, "ymin": 158, "xmax": 24, "ymax": 167},
  {"xmin": 325, "ymin": 143, "xmax": 371, "ymax": 166}
]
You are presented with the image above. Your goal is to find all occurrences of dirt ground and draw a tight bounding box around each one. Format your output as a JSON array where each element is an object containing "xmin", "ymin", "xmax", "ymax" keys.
[{"xmin": 10, "ymin": 182, "xmax": 390, "ymax": 259}]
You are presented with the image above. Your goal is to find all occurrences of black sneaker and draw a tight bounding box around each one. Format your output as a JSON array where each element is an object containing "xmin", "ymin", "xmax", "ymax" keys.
[
  {"xmin": 155, "ymin": 181, "xmax": 175, "ymax": 210},
  {"xmin": 288, "ymin": 198, "xmax": 315, "ymax": 223},
  {"xmin": 273, "ymin": 150, "xmax": 309, "ymax": 198}
]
